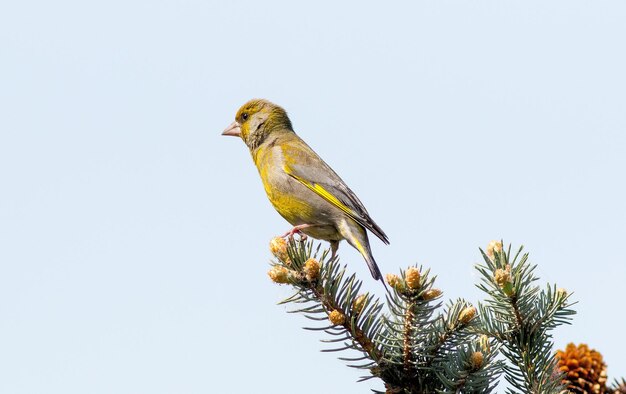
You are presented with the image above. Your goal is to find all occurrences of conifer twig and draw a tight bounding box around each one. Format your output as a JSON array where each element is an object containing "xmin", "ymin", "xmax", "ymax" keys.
[{"xmin": 266, "ymin": 237, "xmax": 571, "ymax": 393}]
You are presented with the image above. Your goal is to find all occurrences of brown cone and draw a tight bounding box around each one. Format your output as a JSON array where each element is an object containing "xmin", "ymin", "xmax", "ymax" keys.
[{"xmin": 556, "ymin": 343, "xmax": 607, "ymax": 394}]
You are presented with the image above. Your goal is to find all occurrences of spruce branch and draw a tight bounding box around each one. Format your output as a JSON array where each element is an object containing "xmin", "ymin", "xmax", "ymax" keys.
[
  {"xmin": 609, "ymin": 377, "xmax": 626, "ymax": 393},
  {"xmin": 378, "ymin": 266, "xmax": 444, "ymax": 392},
  {"xmin": 269, "ymin": 237, "xmax": 384, "ymax": 371},
  {"xmin": 268, "ymin": 238, "xmax": 503, "ymax": 393},
  {"xmin": 265, "ymin": 237, "xmax": 582, "ymax": 393},
  {"xmin": 436, "ymin": 341, "xmax": 502, "ymax": 394},
  {"xmin": 476, "ymin": 241, "xmax": 576, "ymax": 394}
]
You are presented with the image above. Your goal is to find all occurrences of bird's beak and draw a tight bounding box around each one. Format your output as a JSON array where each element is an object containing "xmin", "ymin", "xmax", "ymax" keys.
[{"xmin": 222, "ymin": 121, "xmax": 241, "ymax": 137}]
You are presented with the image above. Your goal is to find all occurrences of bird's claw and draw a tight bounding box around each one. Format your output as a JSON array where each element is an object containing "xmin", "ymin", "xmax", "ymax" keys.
[{"xmin": 281, "ymin": 227, "xmax": 308, "ymax": 242}]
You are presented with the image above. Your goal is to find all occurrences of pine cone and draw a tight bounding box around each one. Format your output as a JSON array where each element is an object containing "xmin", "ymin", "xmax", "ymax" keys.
[{"xmin": 556, "ymin": 343, "xmax": 608, "ymax": 394}]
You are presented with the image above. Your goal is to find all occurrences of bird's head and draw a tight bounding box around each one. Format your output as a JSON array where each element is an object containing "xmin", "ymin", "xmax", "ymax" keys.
[{"xmin": 222, "ymin": 99, "xmax": 293, "ymax": 149}]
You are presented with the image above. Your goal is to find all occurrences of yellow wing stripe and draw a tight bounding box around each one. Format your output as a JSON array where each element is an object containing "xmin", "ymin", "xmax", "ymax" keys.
[{"xmin": 288, "ymin": 173, "xmax": 358, "ymax": 220}]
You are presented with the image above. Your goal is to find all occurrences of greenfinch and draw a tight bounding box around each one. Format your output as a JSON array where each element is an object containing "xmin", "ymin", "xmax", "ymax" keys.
[{"xmin": 222, "ymin": 99, "xmax": 389, "ymax": 282}]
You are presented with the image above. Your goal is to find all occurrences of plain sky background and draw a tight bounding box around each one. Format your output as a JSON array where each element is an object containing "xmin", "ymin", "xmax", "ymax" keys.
[{"xmin": 1, "ymin": 1, "xmax": 625, "ymax": 393}]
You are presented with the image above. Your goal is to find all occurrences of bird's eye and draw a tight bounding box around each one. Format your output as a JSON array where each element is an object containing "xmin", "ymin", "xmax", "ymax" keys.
[{"xmin": 241, "ymin": 113, "xmax": 249, "ymax": 121}]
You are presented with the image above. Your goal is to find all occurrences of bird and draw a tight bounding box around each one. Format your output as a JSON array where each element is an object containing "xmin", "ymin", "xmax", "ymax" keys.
[{"xmin": 222, "ymin": 99, "xmax": 389, "ymax": 282}]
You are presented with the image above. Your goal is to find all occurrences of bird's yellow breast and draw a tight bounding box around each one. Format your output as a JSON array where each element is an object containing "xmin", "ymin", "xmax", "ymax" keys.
[{"xmin": 254, "ymin": 144, "xmax": 314, "ymax": 225}]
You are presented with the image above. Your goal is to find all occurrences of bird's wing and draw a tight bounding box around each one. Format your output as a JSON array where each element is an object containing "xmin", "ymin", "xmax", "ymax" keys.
[{"xmin": 281, "ymin": 141, "xmax": 390, "ymax": 245}]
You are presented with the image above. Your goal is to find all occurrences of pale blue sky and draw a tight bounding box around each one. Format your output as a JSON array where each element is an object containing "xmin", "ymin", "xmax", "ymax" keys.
[{"xmin": 1, "ymin": 1, "xmax": 625, "ymax": 393}]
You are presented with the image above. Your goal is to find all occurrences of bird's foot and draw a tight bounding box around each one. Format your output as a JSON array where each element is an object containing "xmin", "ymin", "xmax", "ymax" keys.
[
  {"xmin": 281, "ymin": 225, "xmax": 311, "ymax": 241},
  {"xmin": 330, "ymin": 241, "xmax": 339, "ymax": 260}
]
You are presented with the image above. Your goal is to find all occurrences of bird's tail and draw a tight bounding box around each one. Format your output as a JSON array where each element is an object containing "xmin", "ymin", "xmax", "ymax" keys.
[
  {"xmin": 364, "ymin": 252, "xmax": 390, "ymax": 292},
  {"xmin": 339, "ymin": 219, "xmax": 389, "ymax": 291},
  {"xmin": 363, "ymin": 251, "xmax": 382, "ymax": 281}
]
